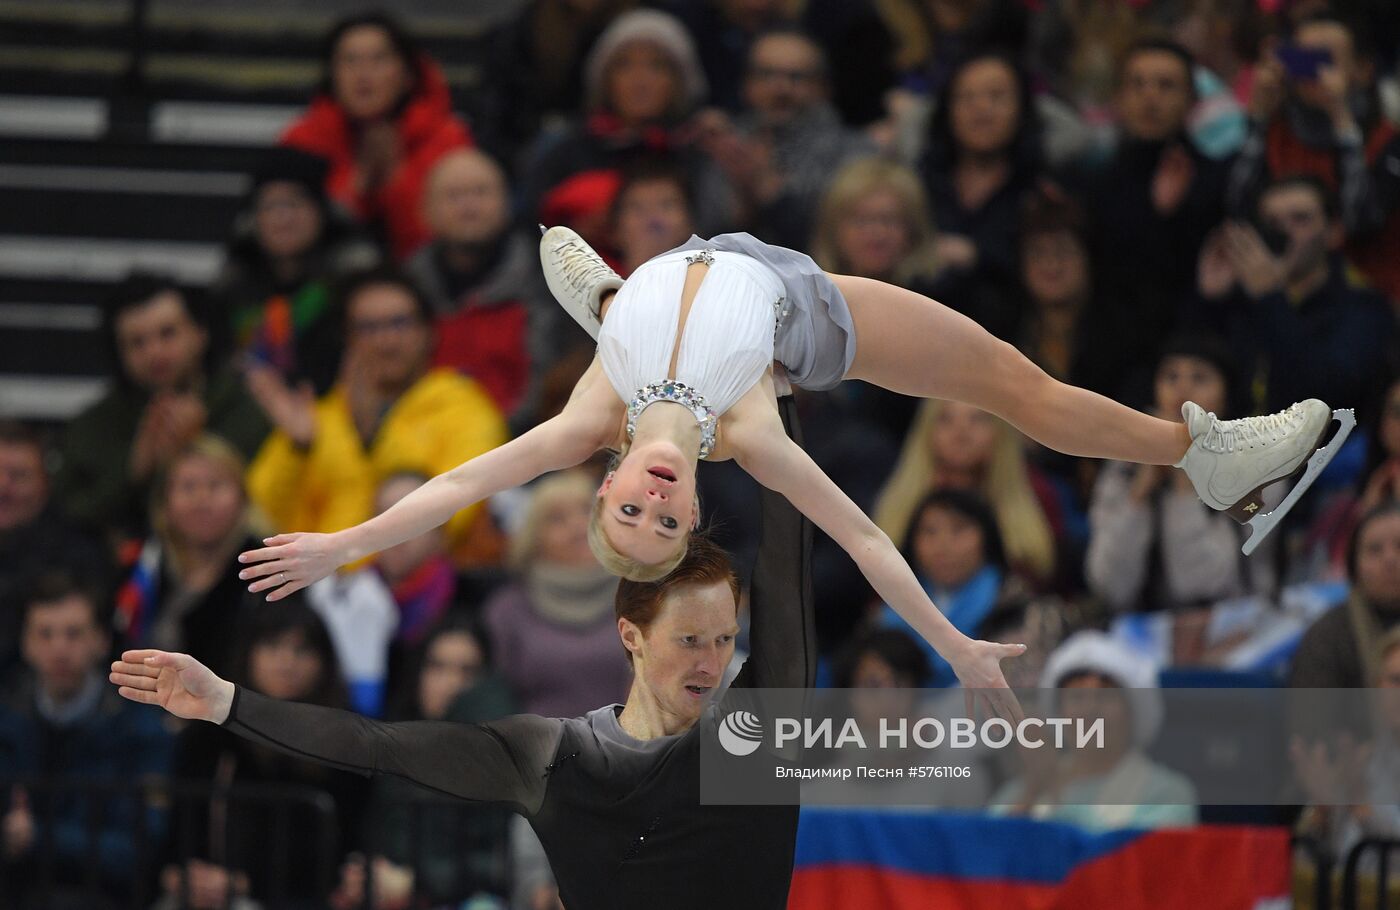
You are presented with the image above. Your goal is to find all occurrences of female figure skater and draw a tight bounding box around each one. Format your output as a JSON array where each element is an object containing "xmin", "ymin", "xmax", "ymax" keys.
[{"xmin": 238, "ymin": 227, "xmax": 1345, "ymax": 690}]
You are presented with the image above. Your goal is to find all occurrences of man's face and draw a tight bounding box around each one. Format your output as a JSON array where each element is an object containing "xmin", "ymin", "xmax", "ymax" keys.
[
  {"xmin": 1291, "ymin": 21, "xmax": 1361, "ymax": 112},
  {"xmin": 22, "ymin": 596, "xmax": 106, "ymax": 699},
  {"xmin": 1259, "ymin": 184, "xmax": 1335, "ymax": 281},
  {"xmin": 623, "ymin": 581, "xmax": 738, "ymax": 726},
  {"xmin": 0, "ymin": 441, "xmax": 47, "ymax": 532},
  {"xmin": 424, "ymin": 151, "xmax": 511, "ymax": 247},
  {"xmin": 1116, "ymin": 50, "xmax": 1194, "ymax": 142},
  {"xmin": 345, "ymin": 283, "xmax": 432, "ymax": 393},
  {"xmin": 743, "ymin": 34, "xmax": 826, "ymax": 128},
  {"xmin": 254, "ymin": 181, "xmax": 322, "ymax": 261},
  {"xmin": 115, "ymin": 292, "xmax": 207, "ymax": 392}
]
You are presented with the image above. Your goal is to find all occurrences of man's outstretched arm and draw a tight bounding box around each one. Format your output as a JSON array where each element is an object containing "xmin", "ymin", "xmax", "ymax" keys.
[{"xmin": 111, "ymin": 650, "xmax": 560, "ymax": 816}]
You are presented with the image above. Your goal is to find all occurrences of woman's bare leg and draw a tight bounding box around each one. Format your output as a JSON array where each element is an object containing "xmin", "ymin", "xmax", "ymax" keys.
[{"xmin": 832, "ymin": 274, "xmax": 1192, "ymax": 465}]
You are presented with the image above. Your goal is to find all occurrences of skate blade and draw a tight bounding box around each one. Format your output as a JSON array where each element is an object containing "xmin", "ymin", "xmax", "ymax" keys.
[{"xmin": 1240, "ymin": 408, "xmax": 1356, "ymax": 556}]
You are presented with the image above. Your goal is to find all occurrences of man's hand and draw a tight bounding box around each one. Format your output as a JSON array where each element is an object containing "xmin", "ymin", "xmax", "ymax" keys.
[
  {"xmin": 110, "ymin": 650, "xmax": 236, "ymax": 724},
  {"xmin": 1152, "ymin": 144, "xmax": 1196, "ymax": 216},
  {"xmin": 1316, "ymin": 63, "xmax": 1358, "ymax": 136},
  {"xmin": 693, "ymin": 108, "xmax": 782, "ymax": 201},
  {"xmin": 130, "ymin": 392, "xmax": 206, "ymax": 480},
  {"xmin": 2, "ymin": 787, "xmax": 34, "ymax": 860},
  {"xmin": 245, "ymin": 364, "xmax": 317, "ymax": 448},
  {"xmin": 129, "ymin": 401, "xmax": 168, "ymax": 481},
  {"xmin": 934, "ymin": 234, "xmax": 978, "ymax": 271},
  {"xmin": 184, "ymin": 859, "xmax": 246, "ymax": 910},
  {"xmin": 771, "ymin": 363, "xmax": 792, "ymax": 398},
  {"xmin": 1250, "ymin": 46, "xmax": 1286, "ymax": 123},
  {"xmin": 331, "ymin": 854, "xmax": 414, "ymax": 910},
  {"xmin": 1223, "ymin": 221, "xmax": 1287, "ymax": 299},
  {"xmin": 163, "ymin": 392, "xmax": 208, "ymax": 447},
  {"xmin": 530, "ymin": 883, "xmax": 566, "ymax": 910},
  {"xmin": 1197, "ymin": 227, "xmax": 1237, "ymax": 300}
]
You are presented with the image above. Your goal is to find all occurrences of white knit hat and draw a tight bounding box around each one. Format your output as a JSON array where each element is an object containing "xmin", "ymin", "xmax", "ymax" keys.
[
  {"xmin": 583, "ymin": 9, "xmax": 709, "ymax": 116},
  {"xmin": 1039, "ymin": 630, "xmax": 1164, "ymax": 747}
]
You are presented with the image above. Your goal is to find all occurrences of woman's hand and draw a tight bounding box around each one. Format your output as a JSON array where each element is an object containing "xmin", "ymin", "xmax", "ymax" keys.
[
  {"xmin": 109, "ymin": 650, "xmax": 236, "ymax": 724},
  {"xmin": 356, "ymin": 121, "xmax": 400, "ymax": 192},
  {"xmin": 950, "ymin": 638, "xmax": 1027, "ymax": 722},
  {"xmin": 237, "ymin": 531, "xmax": 347, "ymax": 601},
  {"xmin": 1358, "ymin": 459, "xmax": 1400, "ymax": 512}
]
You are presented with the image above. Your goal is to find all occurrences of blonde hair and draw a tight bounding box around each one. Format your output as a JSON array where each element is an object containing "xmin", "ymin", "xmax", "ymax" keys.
[
  {"xmin": 1061, "ymin": 0, "xmax": 1149, "ymax": 106},
  {"xmin": 508, "ymin": 470, "xmax": 597, "ymax": 571},
  {"xmin": 152, "ymin": 434, "xmax": 271, "ymax": 575},
  {"xmin": 873, "ymin": 399, "xmax": 1056, "ymax": 581},
  {"xmin": 810, "ymin": 157, "xmax": 941, "ymax": 286}
]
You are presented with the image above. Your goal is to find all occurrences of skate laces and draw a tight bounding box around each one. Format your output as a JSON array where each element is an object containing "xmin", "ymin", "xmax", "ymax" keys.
[
  {"xmin": 1198, "ymin": 404, "xmax": 1301, "ymax": 454},
  {"xmin": 553, "ymin": 238, "xmax": 615, "ymax": 293}
]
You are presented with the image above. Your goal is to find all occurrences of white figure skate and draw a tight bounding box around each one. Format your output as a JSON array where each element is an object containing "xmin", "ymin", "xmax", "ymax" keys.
[
  {"xmin": 1176, "ymin": 399, "xmax": 1355, "ymax": 555},
  {"xmin": 539, "ymin": 224, "xmax": 621, "ymax": 342}
]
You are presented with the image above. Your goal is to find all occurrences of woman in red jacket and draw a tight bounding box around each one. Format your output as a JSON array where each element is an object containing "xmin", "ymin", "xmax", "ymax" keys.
[{"xmin": 281, "ymin": 12, "xmax": 472, "ymax": 261}]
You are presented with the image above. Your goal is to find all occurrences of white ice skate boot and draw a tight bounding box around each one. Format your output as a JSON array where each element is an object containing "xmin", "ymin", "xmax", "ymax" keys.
[
  {"xmin": 539, "ymin": 225, "xmax": 622, "ymax": 341},
  {"xmin": 1176, "ymin": 399, "xmax": 1354, "ymax": 555}
]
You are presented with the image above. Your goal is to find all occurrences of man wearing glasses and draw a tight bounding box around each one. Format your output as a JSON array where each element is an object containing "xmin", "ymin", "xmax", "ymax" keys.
[{"xmin": 244, "ymin": 267, "xmax": 507, "ymax": 564}]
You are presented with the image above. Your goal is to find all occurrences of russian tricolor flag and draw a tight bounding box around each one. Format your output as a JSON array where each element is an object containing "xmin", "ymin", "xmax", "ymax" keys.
[{"xmin": 790, "ymin": 809, "xmax": 1290, "ymax": 910}]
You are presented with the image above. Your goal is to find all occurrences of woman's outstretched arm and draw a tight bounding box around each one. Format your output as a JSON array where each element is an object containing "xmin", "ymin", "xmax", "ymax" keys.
[
  {"xmin": 110, "ymin": 650, "xmax": 560, "ymax": 816},
  {"xmin": 238, "ymin": 411, "xmax": 603, "ymax": 599},
  {"xmin": 733, "ymin": 424, "xmax": 1025, "ymax": 693},
  {"xmin": 239, "ymin": 363, "xmax": 617, "ymax": 600}
]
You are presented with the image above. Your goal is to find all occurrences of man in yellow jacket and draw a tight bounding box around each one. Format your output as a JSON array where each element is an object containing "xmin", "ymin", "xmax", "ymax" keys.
[{"xmin": 245, "ymin": 268, "xmax": 508, "ymax": 566}]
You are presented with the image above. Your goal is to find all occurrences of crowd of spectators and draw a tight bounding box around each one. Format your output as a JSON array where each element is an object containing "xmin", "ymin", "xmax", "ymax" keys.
[{"xmin": 4, "ymin": 0, "xmax": 1400, "ymax": 907}]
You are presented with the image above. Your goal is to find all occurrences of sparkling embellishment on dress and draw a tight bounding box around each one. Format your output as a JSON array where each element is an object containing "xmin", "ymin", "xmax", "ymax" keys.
[
  {"xmin": 627, "ymin": 380, "xmax": 718, "ymax": 459},
  {"xmin": 773, "ymin": 296, "xmax": 790, "ymax": 333},
  {"xmin": 683, "ymin": 248, "xmax": 716, "ymax": 266}
]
